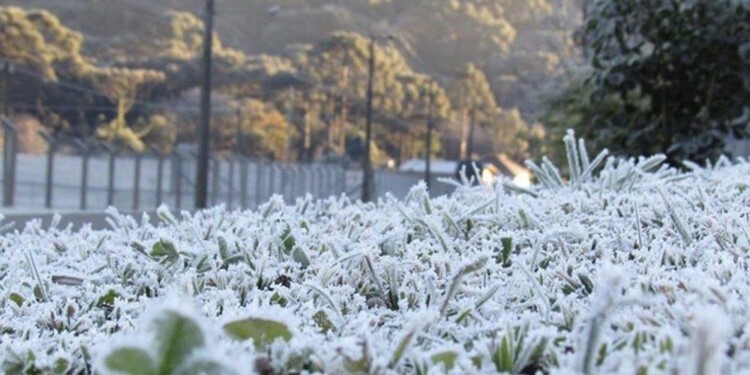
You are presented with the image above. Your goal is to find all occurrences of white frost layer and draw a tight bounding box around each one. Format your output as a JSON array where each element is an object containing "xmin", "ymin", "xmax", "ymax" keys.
[{"xmin": 1, "ymin": 151, "xmax": 750, "ymax": 374}]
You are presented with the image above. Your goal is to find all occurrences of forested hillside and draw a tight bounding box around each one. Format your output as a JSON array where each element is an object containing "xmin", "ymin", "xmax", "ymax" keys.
[{"xmin": 0, "ymin": 0, "xmax": 582, "ymax": 163}]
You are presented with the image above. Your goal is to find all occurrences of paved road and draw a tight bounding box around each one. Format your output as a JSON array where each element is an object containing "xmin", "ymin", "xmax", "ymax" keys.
[{"xmin": 2, "ymin": 210, "xmax": 156, "ymax": 231}]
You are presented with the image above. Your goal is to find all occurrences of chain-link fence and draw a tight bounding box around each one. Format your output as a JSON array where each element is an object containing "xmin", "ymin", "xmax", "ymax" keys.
[
  {"xmin": 0, "ymin": 118, "xmax": 463, "ymax": 212},
  {"xmin": 0, "ymin": 118, "xmax": 361, "ymax": 212}
]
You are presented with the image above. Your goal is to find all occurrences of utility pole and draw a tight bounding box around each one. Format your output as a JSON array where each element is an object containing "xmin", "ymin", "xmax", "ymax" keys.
[
  {"xmin": 1, "ymin": 61, "xmax": 11, "ymax": 117},
  {"xmin": 467, "ymin": 102, "xmax": 477, "ymax": 160},
  {"xmin": 459, "ymin": 99, "xmax": 468, "ymax": 160},
  {"xmin": 361, "ymin": 37, "xmax": 376, "ymax": 202},
  {"xmin": 338, "ymin": 53, "xmax": 350, "ymax": 153},
  {"xmin": 424, "ymin": 78, "xmax": 436, "ymax": 191},
  {"xmin": 195, "ymin": 0, "xmax": 215, "ymax": 209},
  {"xmin": 235, "ymin": 107, "xmax": 243, "ymax": 154},
  {"xmin": 285, "ymin": 86, "xmax": 295, "ymax": 162}
]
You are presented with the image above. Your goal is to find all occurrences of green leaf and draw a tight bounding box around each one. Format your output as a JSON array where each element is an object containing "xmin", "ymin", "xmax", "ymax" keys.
[
  {"xmin": 33, "ymin": 285, "xmax": 45, "ymax": 302},
  {"xmin": 596, "ymin": 343, "xmax": 608, "ymax": 366},
  {"xmin": 430, "ymin": 351, "xmax": 458, "ymax": 371},
  {"xmin": 217, "ymin": 236, "xmax": 229, "ymax": 260},
  {"xmin": 130, "ymin": 241, "xmax": 148, "ymax": 257},
  {"xmin": 388, "ymin": 323, "xmax": 423, "ymax": 368},
  {"xmin": 498, "ymin": 335, "xmax": 513, "ymax": 372},
  {"xmin": 223, "ymin": 317, "xmax": 292, "ymax": 348},
  {"xmin": 195, "ymin": 255, "xmax": 211, "ymax": 273},
  {"xmin": 579, "ymin": 273, "xmax": 595, "ymax": 295},
  {"xmin": 9, "ymin": 293, "xmax": 24, "ymax": 307},
  {"xmin": 151, "ymin": 240, "xmax": 178, "ymax": 259},
  {"xmin": 1, "ymin": 353, "xmax": 24, "ymax": 375},
  {"xmin": 292, "ymin": 248, "xmax": 310, "ymax": 269},
  {"xmin": 342, "ymin": 342, "xmax": 371, "ymax": 374},
  {"xmin": 313, "ymin": 310, "xmax": 334, "ymax": 334},
  {"xmin": 459, "ymin": 256, "xmax": 488, "ymax": 276},
  {"xmin": 151, "ymin": 240, "xmax": 180, "ymax": 267},
  {"xmin": 422, "ymin": 195, "xmax": 432, "ymax": 214},
  {"xmin": 471, "ymin": 355, "xmax": 482, "ymax": 369},
  {"xmin": 501, "ymin": 237, "xmax": 513, "ymax": 264},
  {"xmin": 53, "ymin": 358, "xmax": 69, "ymax": 374},
  {"xmin": 104, "ymin": 347, "xmax": 155, "ymax": 375},
  {"xmin": 281, "ymin": 227, "xmax": 296, "ymax": 253},
  {"xmin": 174, "ymin": 359, "xmax": 229, "ymax": 375},
  {"xmin": 152, "ymin": 311, "xmax": 205, "ymax": 375},
  {"xmin": 97, "ymin": 290, "xmax": 119, "ymax": 307}
]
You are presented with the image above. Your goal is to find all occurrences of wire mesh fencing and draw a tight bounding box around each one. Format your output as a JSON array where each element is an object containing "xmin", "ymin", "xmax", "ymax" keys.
[
  {"xmin": 0, "ymin": 118, "xmax": 467, "ymax": 212},
  {"xmin": 0, "ymin": 119, "xmax": 356, "ymax": 212}
]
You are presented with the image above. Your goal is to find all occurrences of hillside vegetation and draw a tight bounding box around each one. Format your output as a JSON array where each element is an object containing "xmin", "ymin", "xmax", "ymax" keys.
[{"xmin": 0, "ymin": 0, "xmax": 580, "ymax": 162}]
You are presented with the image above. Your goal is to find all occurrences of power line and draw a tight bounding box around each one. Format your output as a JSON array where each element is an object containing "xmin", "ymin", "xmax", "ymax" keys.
[
  {"xmin": 8, "ymin": 102, "xmax": 238, "ymax": 114},
  {"xmin": 12, "ymin": 53, "xmax": 419, "ymax": 124},
  {"xmin": 111, "ymin": 0, "xmax": 175, "ymax": 16},
  {"xmin": 280, "ymin": 70, "xmax": 417, "ymax": 131},
  {"xmin": 10, "ymin": 65, "xmax": 236, "ymax": 113},
  {"xmin": 213, "ymin": 6, "xmax": 422, "ymax": 130},
  {"xmin": 12, "ymin": 51, "xmax": 420, "ymax": 130},
  {"xmin": 7, "ymin": 1, "xmax": 421, "ymax": 129}
]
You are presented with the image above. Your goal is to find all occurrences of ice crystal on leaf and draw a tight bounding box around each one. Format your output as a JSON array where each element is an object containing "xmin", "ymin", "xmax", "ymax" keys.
[{"xmin": 2, "ymin": 130, "xmax": 750, "ymax": 374}]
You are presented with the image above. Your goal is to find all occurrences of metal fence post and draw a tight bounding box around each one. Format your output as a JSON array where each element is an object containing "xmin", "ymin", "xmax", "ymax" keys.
[
  {"xmin": 307, "ymin": 165, "xmax": 315, "ymax": 197},
  {"xmin": 339, "ymin": 164, "xmax": 346, "ymax": 195},
  {"xmin": 1, "ymin": 118, "xmax": 18, "ymax": 207},
  {"xmin": 325, "ymin": 165, "xmax": 333, "ymax": 196},
  {"xmin": 289, "ymin": 164, "xmax": 298, "ymax": 201},
  {"xmin": 151, "ymin": 146, "xmax": 164, "ymax": 207},
  {"xmin": 72, "ymin": 140, "xmax": 90, "ymax": 210},
  {"xmin": 285, "ymin": 164, "xmax": 294, "ymax": 201},
  {"xmin": 255, "ymin": 160, "xmax": 263, "ymax": 208},
  {"xmin": 227, "ymin": 156, "xmax": 235, "ymax": 209},
  {"xmin": 37, "ymin": 130, "xmax": 56, "ymax": 208},
  {"xmin": 98, "ymin": 143, "xmax": 117, "ymax": 207},
  {"xmin": 280, "ymin": 163, "xmax": 289, "ymax": 202},
  {"xmin": 45, "ymin": 144, "xmax": 54, "ymax": 208},
  {"xmin": 318, "ymin": 165, "xmax": 326, "ymax": 197},
  {"xmin": 320, "ymin": 165, "xmax": 331, "ymax": 197},
  {"xmin": 297, "ymin": 164, "xmax": 305, "ymax": 197},
  {"xmin": 131, "ymin": 148, "xmax": 142, "ymax": 211},
  {"xmin": 302, "ymin": 165, "xmax": 312, "ymax": 197},
  {"xmin": 239, "ymin": 157, "xmax": 248, "ymax": 209},
  {"xmin": 210, "ymin": 155, "xmax": 220, "ymax": 207},
  {"xmin": 317, "ymin": 165, "xmax": 325, "ymax": 198},
  {"xmin": 173, "ymin": 151, "xmax": 182, "ymax": 209},
  {"xmin": 268, "ymin": 161, "xmax": 276, "ymax": 201}
]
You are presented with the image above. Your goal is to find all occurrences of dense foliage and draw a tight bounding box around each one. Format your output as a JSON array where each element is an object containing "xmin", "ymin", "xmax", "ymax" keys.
[
  {"xmin": 546, "ymin": 0, "xmax": 750, "ymax": 163},
  {"xmin": 0, "ymin": 0, "xmax": 574, "ymax": 161},
  {"xmin": 2, "ymin": 133, "xmax": 750, "ymax": 374}
]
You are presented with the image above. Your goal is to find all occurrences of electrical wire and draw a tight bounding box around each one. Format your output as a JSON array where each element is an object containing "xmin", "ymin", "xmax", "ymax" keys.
[
  {"xmin": 10, "ymin": 65, "xmax": 248, "ymax": 113},
  {"xmin": 8, "ymin": 0, "xmax": 422, "ymax": 128}
]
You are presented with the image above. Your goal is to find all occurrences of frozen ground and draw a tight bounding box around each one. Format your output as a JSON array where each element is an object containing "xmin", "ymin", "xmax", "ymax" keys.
[{"xmin": 2, "ymin": 132, "xmax": 749, "ymax": 374}]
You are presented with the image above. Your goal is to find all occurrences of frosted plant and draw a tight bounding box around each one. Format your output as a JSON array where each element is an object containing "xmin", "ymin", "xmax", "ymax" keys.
[
  {"xmin": 100, "ymin": 308, "xmax": 234, "ymax": 375},
  {"xmin": 686, "ymin": 306, "xmax": 731, "ymax": 375},
  {"xmin": 1, "ymin": 130, "xmax": 750, "ymax": 374}
]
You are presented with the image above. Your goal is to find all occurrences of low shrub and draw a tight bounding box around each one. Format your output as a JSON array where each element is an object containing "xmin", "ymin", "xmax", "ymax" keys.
[{"xmin": 1, "ymin": 131, "xmax": 749, "ymax": 374}]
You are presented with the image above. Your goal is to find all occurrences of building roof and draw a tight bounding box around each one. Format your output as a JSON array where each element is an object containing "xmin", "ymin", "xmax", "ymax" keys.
[
  {"xmin": 398, "ymin": 159, "xmax": 459, "ymax": 175},
  {"xmin": 398, "ymin": 155, "xmax": 530, "ymax": 178},
  {"xmin": 480, "ymin": 153, "xmax": 530, "ymax": 177}
]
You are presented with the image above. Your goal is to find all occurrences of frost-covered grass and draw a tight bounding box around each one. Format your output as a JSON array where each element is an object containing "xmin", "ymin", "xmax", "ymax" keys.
[{"xmin": 2, "ymin": 131, "xmax": 750, "ymax": 374}]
